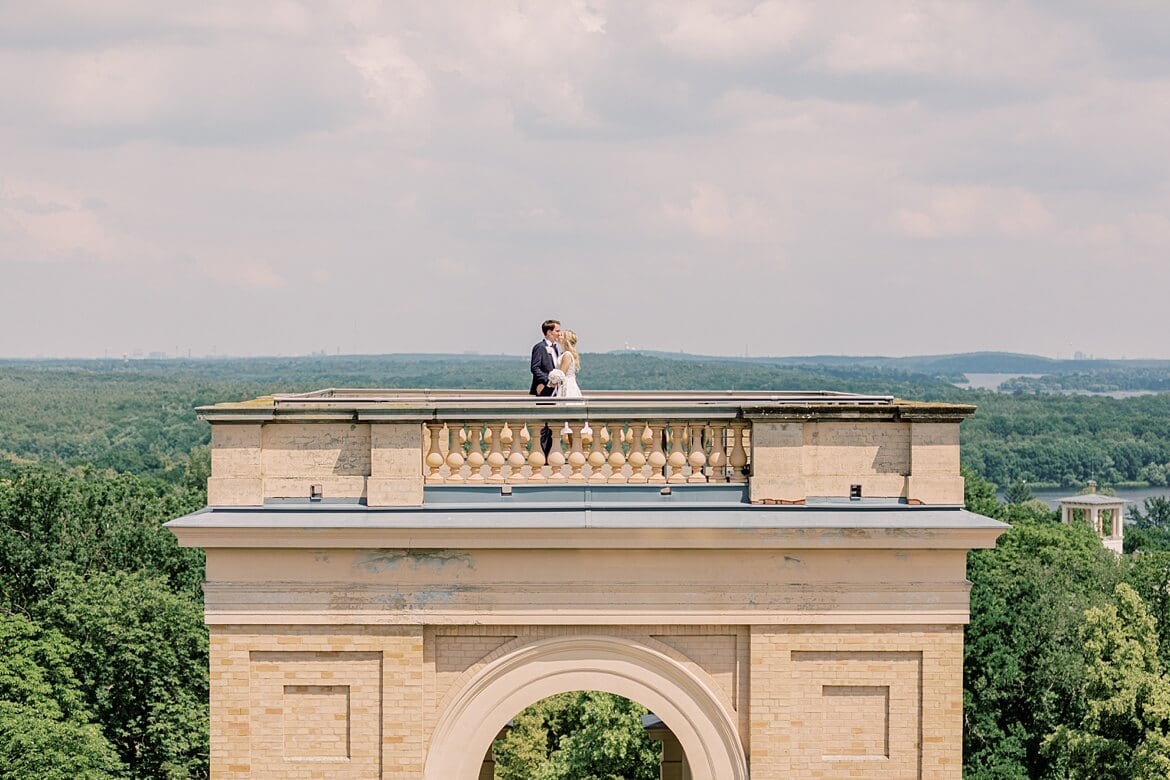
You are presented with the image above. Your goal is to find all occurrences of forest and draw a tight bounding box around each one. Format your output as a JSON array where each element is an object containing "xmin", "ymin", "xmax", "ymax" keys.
[{"xmin": 4, "ymin": 353, "xmax": 1170, "ymax": 777}]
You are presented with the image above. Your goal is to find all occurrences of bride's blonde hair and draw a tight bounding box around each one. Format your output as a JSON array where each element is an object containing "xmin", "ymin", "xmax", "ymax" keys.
[{"xmin": 561, "ymin": 329, "xmax": 580, "ymax": 370}]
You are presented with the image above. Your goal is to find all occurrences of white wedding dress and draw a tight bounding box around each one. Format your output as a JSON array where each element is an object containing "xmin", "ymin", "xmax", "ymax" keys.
[
  {"xmin": 555, "ymin": 356, "xmax": 583, "ymax": 437},
  {"xmin": 554, "ymin": 356, "xmax": 582, "ymax": 399}
]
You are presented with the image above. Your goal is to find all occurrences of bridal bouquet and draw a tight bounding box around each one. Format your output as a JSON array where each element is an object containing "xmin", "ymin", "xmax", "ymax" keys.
[{"xmin": 548, "ymin": 369, "xmax": 566, "ymax": 386}]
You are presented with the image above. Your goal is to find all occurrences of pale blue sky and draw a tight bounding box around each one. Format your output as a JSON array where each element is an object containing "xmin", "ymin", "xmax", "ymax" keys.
[{"xmin": 2, "ymin": 1, "xmax": 1168, "ymax": 359}]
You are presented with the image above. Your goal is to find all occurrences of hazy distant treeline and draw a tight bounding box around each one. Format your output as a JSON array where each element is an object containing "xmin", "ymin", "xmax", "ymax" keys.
[{"xmin": 3, "ymin": 354, "xmax": 1170, "ymax": 489}]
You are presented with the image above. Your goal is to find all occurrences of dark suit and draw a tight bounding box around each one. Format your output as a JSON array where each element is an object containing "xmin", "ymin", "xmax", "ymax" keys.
[
  {"xmin": 530, "ymin": 339, "xmax": 559, "ymax": 455},
  {"xmin": 530, "ymin": 339, "xmax": 559, "ymax": 397}
]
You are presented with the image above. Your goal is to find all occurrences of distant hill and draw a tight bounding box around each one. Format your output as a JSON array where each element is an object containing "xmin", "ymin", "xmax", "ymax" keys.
[{"xmin": 613, "ymin": 350, "xmax": 1170, "ymax": 375}]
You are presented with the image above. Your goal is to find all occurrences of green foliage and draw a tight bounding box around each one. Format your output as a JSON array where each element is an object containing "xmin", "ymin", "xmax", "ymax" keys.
[
  {"xmin": 0, "ymin": 611, "xmax": 125, "ymax": 779},
  {"xmin": 1131, "ymin": 496, "xmax": 1170, "ymax": 529},
  {"xmin": 964, "ymin": 516, "xmax": 1125, "ymax": 778},
  {"xmin": 33, "ymin": 569, "xmax": 209, "ymax": 780},
  {"xmin": 4, "ymin": 354, "xmax": 1170, "ymax": 778},
  {"xmin": 1126, "ymin": 497, "xmax": 1170, "ymax": 553},
  {"xmin": 959, "ymin": 391, "xmax": 1170, "ymax": 487},
  {"xmin": 1126, "ymin": 553, "xmax": 1170, "ymax": 672},
  {"xmin": 0, "ymin": 465, "xmax": 208, "ymax": 778},
  {"xmin": 0, "ymin": 464, "xmax": 206, "ymax": 607},
  {"xmin": 4, "ymin": 356, "xmax": 1170, "ymax": 488},
  {"xmin": 963, "ymin": 466, "xmax": 1003, "ymax": 520},
  {"xmin": 1004, "ymin": 480, "xmax": 1034, "ymax": 505},
  {"xmin": 1043, "ymin": 583, "xmax": 1170, "ymax": 779},
  {"xmin": 494, "ymin": 691, "xmax": 660, "ymax": 780}
]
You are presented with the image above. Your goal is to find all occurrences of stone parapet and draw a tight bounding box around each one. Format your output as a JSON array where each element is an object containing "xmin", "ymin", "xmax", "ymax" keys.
[{"xmin": 197, "ymin": 389, "xmax": 974, "ymax": 507}]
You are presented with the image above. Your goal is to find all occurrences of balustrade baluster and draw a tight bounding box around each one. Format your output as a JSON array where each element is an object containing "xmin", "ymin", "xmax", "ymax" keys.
[
  {"xmin": 587, "ymin": 420, "xmax": 607, "ymax": 483},
  {"xmin": 647, "ymin": 422, "xmax": 667, "ymax": 484},
  {"xmin": 486, "ymin": 423, "xmax": 506, "ymax": 483},
  {"xmin": 465, "ymin": 424, "xmax": 486, "ymax": 482},
  {"xmin": 525, "ymin": 423, "xmax": 547, "ymax": 482},
  {"xmin": 444, "ymin": 423, "xmax": 465, "ymax": 483},
  {"xmin": 667, "ymin": 422, "xmax": 688, "ymax": 484},
  {"xmin": 729, "ymin": 421, "xmax": 748, "ymax": 483},
  {"xmin": 627, "ymin": 422, "xmax": 648, "ymax": 484},
  {"xmin": 545, "ymin": 420, "xmax": 565, "ymax": 481},
  {"xmin": 607, "ymin": 421, "xmax": 628, "ymax": 483},
  {"xmin": 425, "ymin": 423, "xmax": 445, "ymax": 482},
  {"xmin": 506, "ymin": 422, "xmax": 528, "ymax": 483},
  {"xmin": 568, "ymin": 423, "xmax": 587, "ymax": 482},
  {"xmin": 688, "ymin": 422, "xmax": 709, "ymax": 483},
  {"xmin": 707, "ymin": 422, "xmax": 727, "ymax": 483}
]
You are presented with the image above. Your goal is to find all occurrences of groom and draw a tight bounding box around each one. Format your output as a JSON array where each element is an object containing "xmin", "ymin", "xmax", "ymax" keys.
[{"xmin": 530, "ymin": 319, "xmax": 562, "ymax": 455}]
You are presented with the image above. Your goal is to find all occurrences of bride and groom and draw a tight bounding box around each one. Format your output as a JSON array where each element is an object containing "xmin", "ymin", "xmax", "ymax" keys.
[
  {"xmin": 529, "ymin": 319, "xmax": 583, "ymax": 457},
  {"xmin": 529, "ymin": 319, "xmax": 581, "ymax": 399}
]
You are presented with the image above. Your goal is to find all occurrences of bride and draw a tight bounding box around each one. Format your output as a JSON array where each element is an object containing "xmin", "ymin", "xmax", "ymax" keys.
[
  {"xmin": 550, "ymin": 329, "xmax": 586, "ymax": 441},
  {"xmin": 550, "ymin": 329, "xmax": 582, "ymax": 399}
]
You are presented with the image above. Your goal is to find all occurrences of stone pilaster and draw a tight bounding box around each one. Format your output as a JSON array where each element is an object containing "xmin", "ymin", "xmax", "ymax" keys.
[
  {"xmin": 907, "ymin": 422, "xmax": 964, "ymax": 504},
  {"xmin": 367, "ymin": 422, "xmax": 425, "ymax": 506},
  {"xmin": 207, "ymin": 423, "xmax": 263, "ymax": 506},
  {"xmin": 748, "ymin": 421, "xmax": 804, "ymax": 503}
]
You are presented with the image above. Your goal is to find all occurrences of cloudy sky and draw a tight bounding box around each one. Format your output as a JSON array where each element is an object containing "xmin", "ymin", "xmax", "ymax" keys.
[{"xmin": 2, "ymin": 1, "xmax": 1168, "ymax": 359}]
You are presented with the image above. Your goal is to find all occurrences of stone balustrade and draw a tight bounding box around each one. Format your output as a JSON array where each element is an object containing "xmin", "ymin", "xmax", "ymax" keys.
[
  {"xmin": 198, "ymin": 389, "xmax": 974, "ymax": 507},
  {"xmin": 422, "ymin": 418, "xmax": 749, "ymax": 485}
]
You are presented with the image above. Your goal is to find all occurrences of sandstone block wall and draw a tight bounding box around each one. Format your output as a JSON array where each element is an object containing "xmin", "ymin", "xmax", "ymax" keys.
[
  {"xmin": 749, "ymin": 625, "xmax": 963, "ymax": 779},
  {"xmin": 208, "ymin": 622, "xmax": 963, "ymax": 779},
  {"xmin": 210, "ymin": 625, "xmax": 425, "ymax": 779},
  {"xmin": 205, "ymin": 417, "xmax": 964, "ymax": 507}
]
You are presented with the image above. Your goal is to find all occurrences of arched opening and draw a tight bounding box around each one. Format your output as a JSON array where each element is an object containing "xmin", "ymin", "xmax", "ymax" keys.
[{"xmin": 425, "ymin": 635, "xmax": 747, "ymax": 780}]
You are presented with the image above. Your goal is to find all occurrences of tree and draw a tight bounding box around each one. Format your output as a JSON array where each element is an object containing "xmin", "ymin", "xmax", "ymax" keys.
[
  {"xmin": 1131, "ymin": 496, "xmax": 1170, "ymax": 529},
  {"xmin": 1126, "ymin": 497, "xmax": 1170, "ymax": 553},
  {"xmin": 1043, "ymin": 583, "xmax": 1170, "ymax": 779},
  {"xmin": 35, "ymin": 568, "xmax": 208, "ymax": 780},
  {"xmin": 963, "ymin": 466, "xmax": 1003, "ymax": 520},
  {"xmin": 1004, "ymin": 480, "xmax": 1034, "ymax": 505},
  {"xmin": 1126, "ymin": 553, "xmax": 1170, "ymax": 671},
  {"xmin": 494, "ymin": 691, "xmax": 660, "ymax": 780},
  {"xmin": 547, "ymin": 692, "xmax": 660, "ymax": 780},
  {"xmin": 0, "ymin": 465, "xmax": 205, "ymax": 610},
  {"xmin": 0, "ymin": 611, "xmax": 124, "ymax": 780},
  {"xmin": 964, "ymin": 516, "xmax": 1124, "ymax": 779}
]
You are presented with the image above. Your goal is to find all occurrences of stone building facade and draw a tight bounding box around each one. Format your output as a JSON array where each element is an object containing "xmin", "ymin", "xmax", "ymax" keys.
[{"xmin": 168, "ymin": 389, "xmax": 1005, "ymax": 779}]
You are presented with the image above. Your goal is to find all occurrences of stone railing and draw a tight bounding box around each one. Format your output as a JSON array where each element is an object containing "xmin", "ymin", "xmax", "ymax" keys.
[
  {"xmin": 199, "ymin": 389, "xmax": 975, "ymax": 506},
  {"xmin": 422, "ymin": 418, "xmax": 750, "ymax": 484}
]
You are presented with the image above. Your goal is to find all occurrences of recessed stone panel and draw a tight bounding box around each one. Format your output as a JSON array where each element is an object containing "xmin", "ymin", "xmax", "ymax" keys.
[
  {"xmin": 821, "ymin": 684, "xmax": 889, "ymax": 758},
  {"xmin": 283, "ymin": 684, "xmax": 350, "ymax": 760},
  {"xmin": 790, "ymin": 650, "xmax": 922, "ymax": 778},
  {"xmin": 249, "ymin": 651, "xmax": 381, "ymax": 779}
]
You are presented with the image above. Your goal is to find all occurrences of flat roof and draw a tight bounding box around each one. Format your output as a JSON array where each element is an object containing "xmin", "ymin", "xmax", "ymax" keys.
[{"xmin": 197, "ymin": 388, "xmax": 975, "ymax": 423}]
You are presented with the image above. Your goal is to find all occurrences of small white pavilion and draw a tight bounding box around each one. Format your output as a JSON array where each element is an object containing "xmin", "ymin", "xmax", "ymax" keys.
[{"xmin": 1058, "ymin": 481, "xmax": 1127, "ymax": 553}]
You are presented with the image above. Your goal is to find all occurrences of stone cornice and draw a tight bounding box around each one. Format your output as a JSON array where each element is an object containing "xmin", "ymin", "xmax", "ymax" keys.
[{"xmin": 168, "ymin": 506, "xmax": 1005, "ymax": 550}]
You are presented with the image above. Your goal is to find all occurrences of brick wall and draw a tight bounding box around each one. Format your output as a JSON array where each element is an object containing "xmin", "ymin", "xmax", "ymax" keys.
[
  {"xmin": 750, "ymin": 625, "xmax": 963, "ymax": 779},
  {"xmin": 209, "ymin": 625, "xmax": 424, "ymax": 779}
]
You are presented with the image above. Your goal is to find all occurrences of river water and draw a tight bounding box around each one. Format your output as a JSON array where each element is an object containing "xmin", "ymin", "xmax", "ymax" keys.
[{"xmin": 958, "ymin": 373, "xmax": 1158, "ymax": 399}]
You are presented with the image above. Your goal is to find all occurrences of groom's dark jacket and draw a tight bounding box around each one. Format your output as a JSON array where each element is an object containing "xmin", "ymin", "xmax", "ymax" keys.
[{"xmin": 530, "ymin": 340, "xmax": 557, "ymax": 396}]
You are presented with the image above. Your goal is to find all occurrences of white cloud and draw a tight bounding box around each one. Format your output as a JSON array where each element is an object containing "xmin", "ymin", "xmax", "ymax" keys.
[
  {"xmin": 0, "ymin": 177, "xmax": 150, "ymax": 264},
  {"xmin": 890, "ymin": 186, "xmax": 1055, "ymax": 239},
  {"xmin": 649, "ymin": 0, "xmax": 807, "ymax": 61},
  {"xmin": 345, "ymin": 34, "xmax": 433, "ymax": 122},
  {"xmin": 662, "ymin": 183, "xmax": 775, "ymax": 241},
  {"xmin": 2, "ymin": 1, "xmax": 1169, "ymax": 358}
]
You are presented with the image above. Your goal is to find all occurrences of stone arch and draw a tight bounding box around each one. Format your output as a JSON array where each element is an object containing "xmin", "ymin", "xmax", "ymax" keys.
[{"xmin": 424, "ymin": 634, "xmax": 748, "ymax": 780}]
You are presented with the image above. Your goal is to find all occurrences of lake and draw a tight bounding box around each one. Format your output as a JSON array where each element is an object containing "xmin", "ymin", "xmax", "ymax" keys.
[{"xmin": 958, "ymin": 373, "xmax": 1158, "ymax": 399}]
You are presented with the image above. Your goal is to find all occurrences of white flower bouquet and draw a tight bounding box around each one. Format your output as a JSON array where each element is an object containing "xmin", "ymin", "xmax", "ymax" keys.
[{"xmin": 548, "ymin": 368, "xmax": 566, "ymax": 386}]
